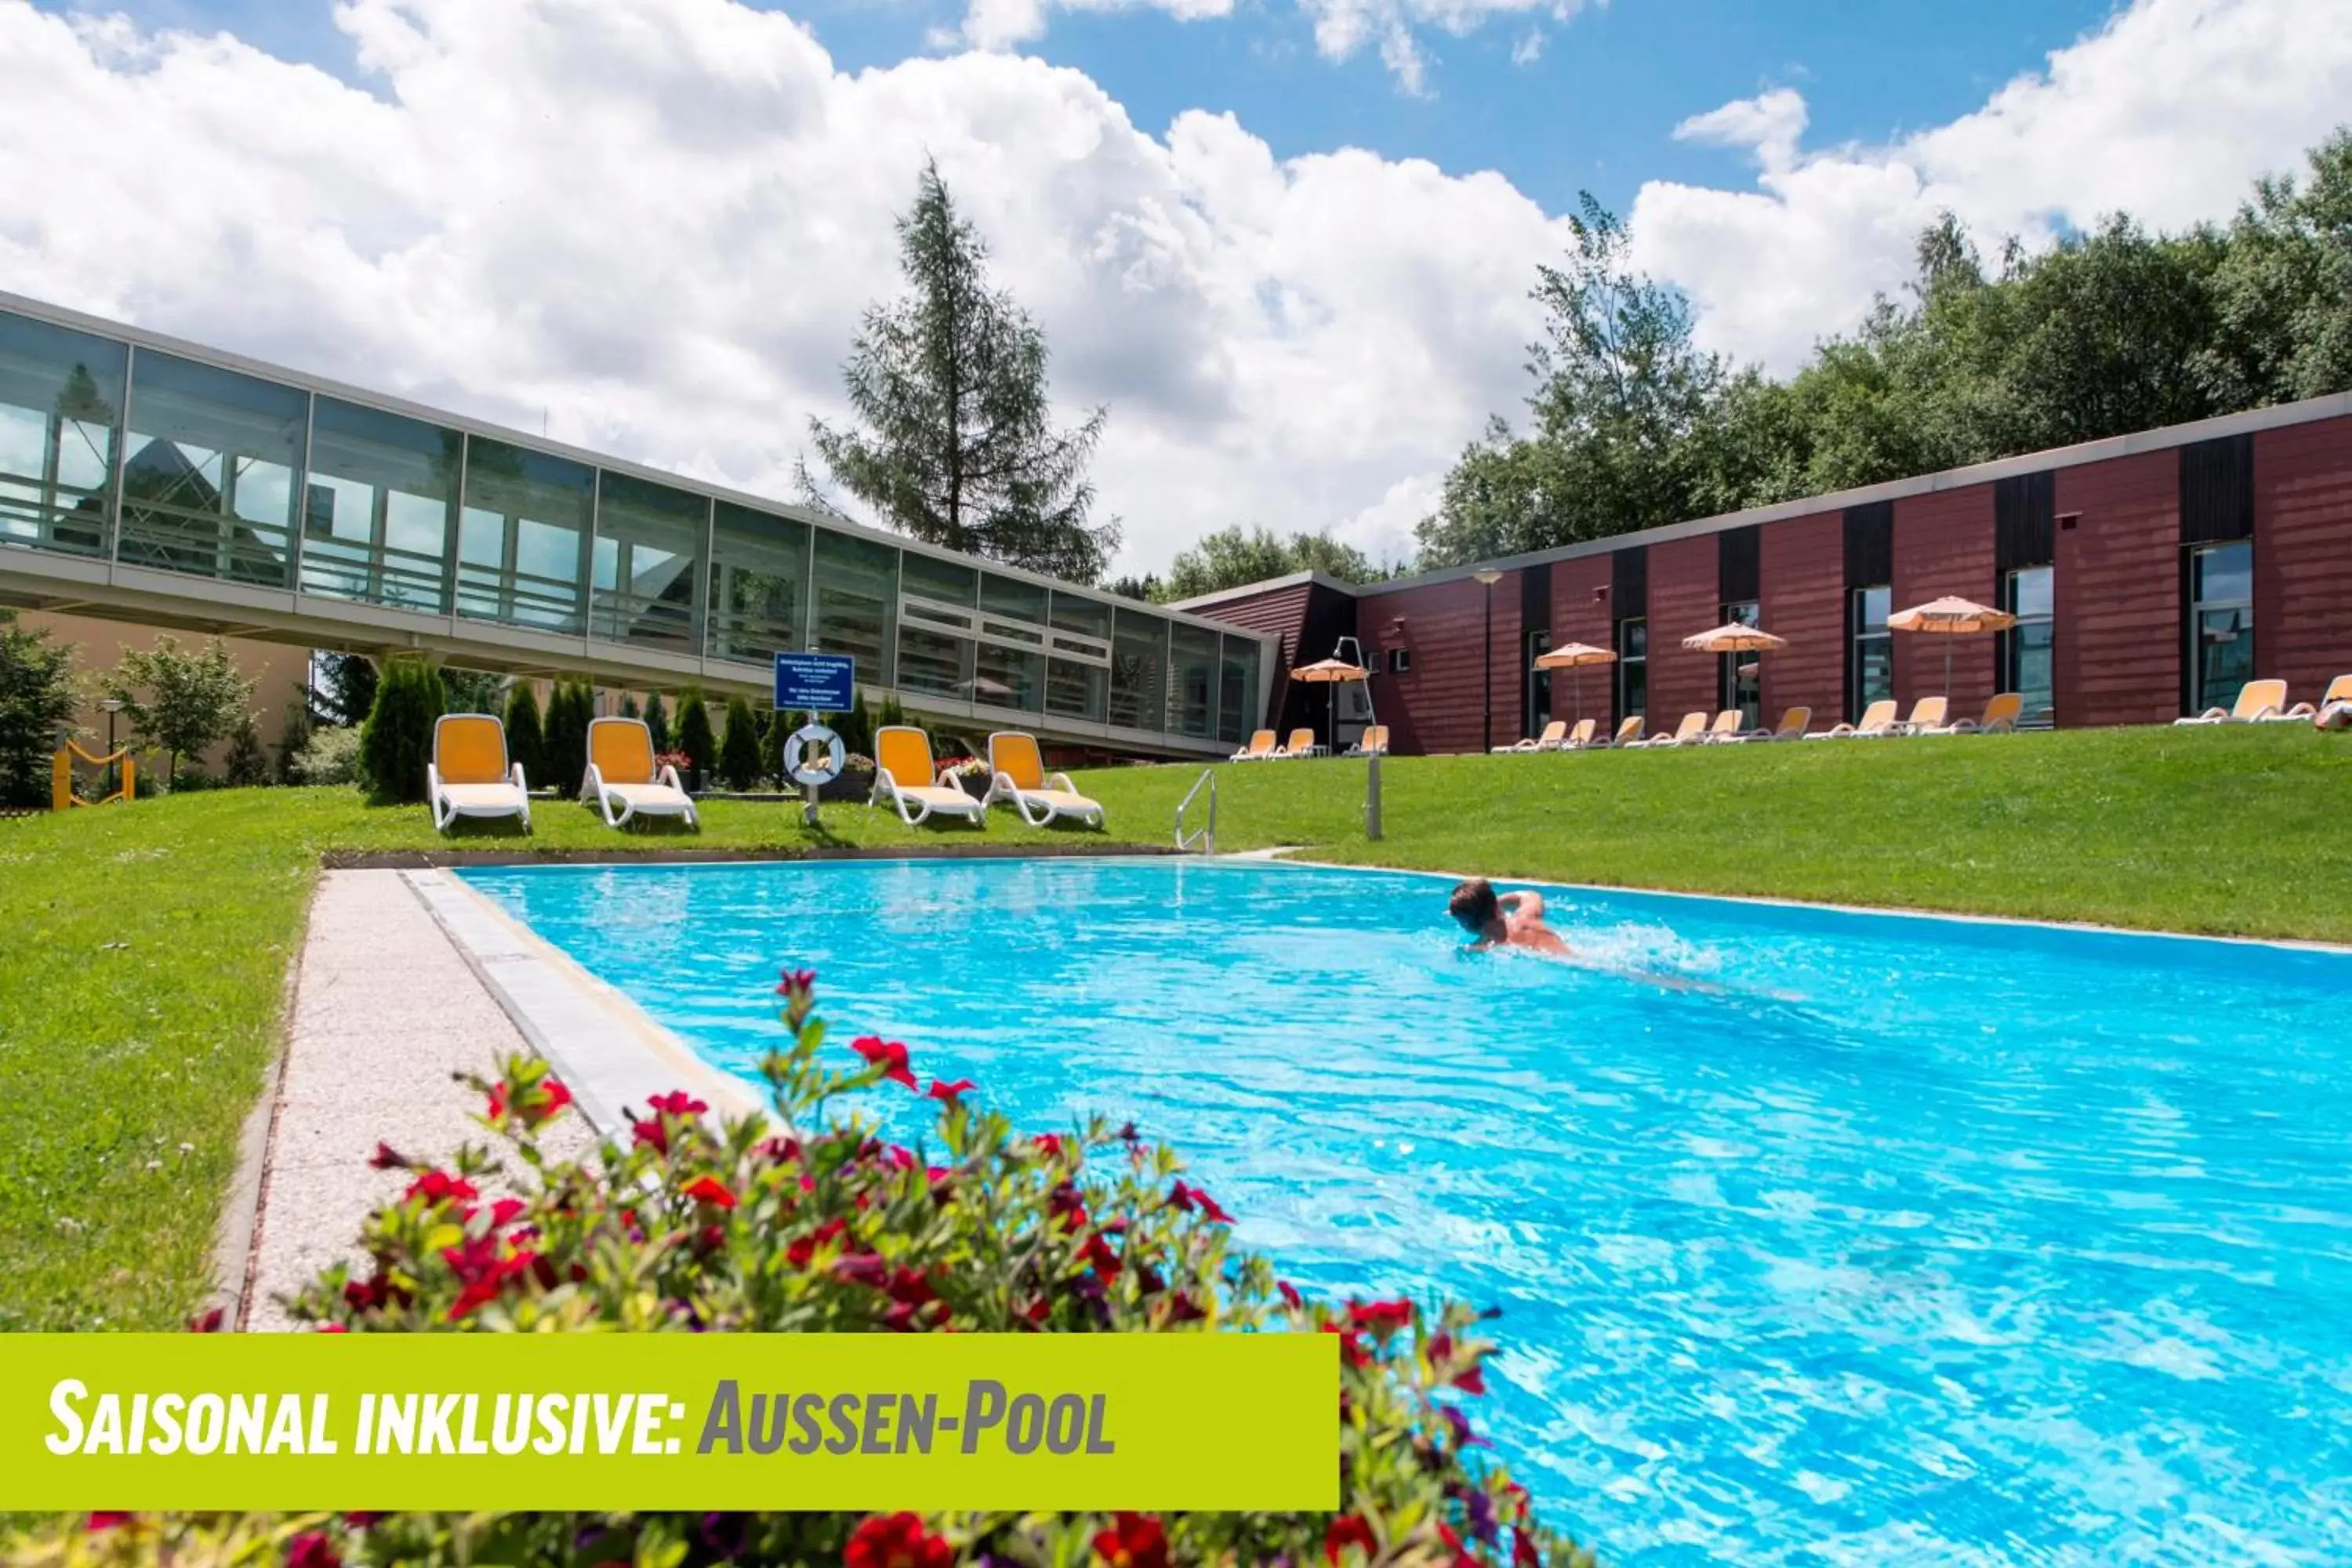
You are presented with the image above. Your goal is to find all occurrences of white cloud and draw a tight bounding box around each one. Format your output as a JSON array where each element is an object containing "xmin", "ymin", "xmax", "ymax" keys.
[
  {"xmin": 954, "ymin": 0, "xmax": 1237, "ymax": 53},
  {"xmin": 1629, "ymin": 0, "xmax": 2352, "ymax": 373},
  {"xmin": 1509, "ymin": 27, "xmax": 1545, "ymax": 67},
  {"xmin": 0, "ymin": 0, "xmax": 1564, "ymax": 575}
]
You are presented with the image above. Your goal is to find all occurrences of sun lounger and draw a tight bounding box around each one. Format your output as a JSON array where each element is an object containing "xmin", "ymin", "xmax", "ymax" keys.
[
  {"xmin": 1697, "ymin": 709, "xmax": 1746, "ymax": 743},
  {"xmin": 1345, "ymin": 724, "xmax": 1390, "ymax": 757},
  {"xmin": 1638, "ymin": 711, "xmax": 1709, "ymax": 747},
  {"xmin": 2176, "ymin": 678, "xmax": 2287, "ymax": 725},
  {"xmin": 871, "ymin": 726, "xmax": 985, "ymax": 828},
  {"xmin": 581, "ymin": 717, "xmax": 699, "ymax": 829},
  {"xmin": 1740, "ymin": 706, "xmax": 1810, "ymax": 742},
  {"xmin": 1231, "ymin": 729, "xmax": 1278, "ymax": 762},
  {"xmin": 1891, "ymin": 696, "xmax": 1948, "ymax": 735},
  {"xmin": 1806, "ymin": 699, "xmax": 1899, "ymax": 739},
  {"xmin": 984, "ymin": 731, "xmax": 1105, "ymax": 829},
  {"xmin": 1604, "ymin": 716, "xmax": 1645, "ymax": 747},
  {"xmin": 1921, "ymin": 692, "xmax": 2024, "ymax": 735},
  {"xmin": 1275, "ymin": 728, "xmax": 1319, "ymax": 758},
  {"xmin": 1555, "ymin": 717, "xmax": 1598, "ymax": 750},
  {"xmin": 2284, "ymin": 675, "xmax": 2352, "ymax": 720},
  {"xmin": 427, "ymin": 713, "xmax": 530, "ymax": 833},
  {"xmin": 1497, "ymin": 719, "xmax": 1568, "ymax": 753}
]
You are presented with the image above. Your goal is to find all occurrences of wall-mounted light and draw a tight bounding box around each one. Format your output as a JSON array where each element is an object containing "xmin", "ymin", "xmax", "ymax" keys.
[
  {"xmin": 2058, "ymin": 511, "xmax": 2082, "ymax": 531},
  {"xmin": 1472, "ymin": 568, "xmax": 1504, "ymax": 586},
  {"xmin": 1593, "ymin": 584, "xmax": 1610, "ymax": 601}
]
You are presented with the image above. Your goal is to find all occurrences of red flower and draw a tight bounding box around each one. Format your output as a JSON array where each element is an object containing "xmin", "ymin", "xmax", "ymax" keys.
[
  {"xmin": 1278, "ymin": 1279, "xmax": 1305, "ymax": 1311},
  {"xmin": 187, "ymin": 1307, "xmax": 224, "ymax": 1334},
  {"xmin": 1161, "ymin": 1291, "xmax": 1207, "ymax": 1324},
  {"xmin": 1168, "ymin": 1181, "xmax": 1235, "ymax": 1224},
  {"xmin": 851, "ymin": 1036, "xmax": 919, "ymax": 1090},
  {"xmin": 1321, "ymin": 1323, "xmax": 1370, "ymax": 1370},
  {"xmin": 521, "ymin": 1076, "xmax": 573, "ymax": 1126},
  {"xmin": 441, "ymin": 1233, "xmax": 536, "ymax": 1322},
  {"xmin": 1436, "ymin": 1523, "xmax": 1479, "ymax": 1568},
  {"xmin": 649, "ymin": 1091, "xmax": 709, "ymax": 1116},
  {"xmin": 85, "ymin": 1514, "xmax": 134, "ymax": 1533},
  {"xmin": 683, "ymin": 1176, "xmax": 737, "ymax": 1210},
  {"xmin": 1080, "ymin": 1231, "xmax": 1123, "ymax": 1281},
  {"xmin": 927, "ymin": 1078, "xmax": 975, "ymax": 1102},
  {"xmin": 843, "ymin": 1512, "xmax": 953, "ymax": 1568},
  {"xmin": 488, "ymin": 1197, "xmax": 528, "ymax": 1229},
  {"xmin": 787, "ymin": 1218, "xmax": 849, "ymax": 1269},
  {"xmin": 1324, "ymin": 1515, "xmax": 1378, "ymax": 1565},
  {"xmin": 367, "ymin": 1142, "xmax": 409, "ymax": 1171},
  {"xmin": 285, "ymin": 1530, "xmax": 342, "ymax": 1568},
  {"xmin": 1347, "ymin": 1298, "xmax": 1414, "ymax": 1338},
  {"xmin": 1512, "ymin": 1527, "xmax": 1542, "ymax": 1568},
  {"xmin": 775, "ymin": 966, "xmax": 818, "ymax": 997},
  {"xmin": 1033, "ymin": 1133, "xmax": 1067, "ymax": 1158},
  {"xmin": 1092, "ymin": 1512, "xmax": 1169, "ymax": 1568},
  {"xmin": 404, "ymin": 1170, "xmax": 478, "ymax": 1207}
]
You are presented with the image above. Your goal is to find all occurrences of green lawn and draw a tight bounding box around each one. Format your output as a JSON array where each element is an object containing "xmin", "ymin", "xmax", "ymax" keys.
[{"xmin": 2, "ymin": 721, "xmax": 2344, "ymax": 1330}]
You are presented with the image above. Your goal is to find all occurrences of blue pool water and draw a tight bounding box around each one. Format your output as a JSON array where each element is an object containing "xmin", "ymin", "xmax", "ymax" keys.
[{"xmin": 458, "ymin": 858, "xmax": 2352, "ymax": 1564}]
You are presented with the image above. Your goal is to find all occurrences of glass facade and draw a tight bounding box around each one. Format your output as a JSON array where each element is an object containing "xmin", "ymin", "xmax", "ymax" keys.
[
  {"xmin": 0, "ymin": 313, "xmax": 125, "ymax": 559},
  {"xmin": 2004, "ymin": 567, "xmax": 2054, "ymax": 725},
  {"xmin": 1719, "ymin": 599, "xmax": 1761, "ymax": 728},
  {"xmin": 118, "ymin": 351, "xmax": 306, "ymax": 588},
  {"xmin": 1850, "ymin": 585, "xmax": 1893, "ymax": 719},
  {"xmin": 0, "ymin": 301, "xmax": 1263, "ymax": 753},
  {"xmin": 1526, "ymin": 628, "xmax": 1552, "ymax": 737},
  {"xmin": 1617, "ymin": 618, "xmax": 1647, "ymax": 718},
  {"xmin": 2189, "ymin": 542, "xmax": 2254, "ymax": 714}
]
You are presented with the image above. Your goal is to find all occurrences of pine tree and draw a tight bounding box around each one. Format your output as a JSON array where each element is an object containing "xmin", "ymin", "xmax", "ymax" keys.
[
  {"xmin": 503, "ymin": 683, "xmax": 546, "ymax": 791},
  {"xmin": 358, "ymin": 658, "xmax": 445, "ymax": 804},
  {"xmin": 274, "ymin": 699, "xmax": 313, "ymax": 786},
  {"xmin": 223, "ymin": 713, "xmax": 270, "ymax": 787},
  {"xmin": 0, "ymin": 608, "xmax": 80, "ymax": 808},
  {"xmin": 645, "ymin": 691, "xmax": 672, "ymax": 754},
  {"xmin": 804, "ymin": 158, "xmax": 1120, "ymax": 583},
  {"xmin": 620, "ymin": 693, "xmax": 641, "ymax": 722},
  {"xmin": 676, "ymin": 691, "xmax": 717, "ymax": 789},
  {"xmin": 717, "ymin": 695, "xmax": 763, "ymax": 792},
  {"xmin": 314, "ymin": 652, "xmax": 379, "ymax": 728},
  {"xmin": 540, "ymin": 681, "xmax": 594, "ymax": 799}
]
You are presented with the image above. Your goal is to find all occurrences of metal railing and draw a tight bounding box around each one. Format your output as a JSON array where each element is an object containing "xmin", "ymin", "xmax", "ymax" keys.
[{"xmin": 1174, "ymin": 767, "xmax": 1217, "ymax": 855}]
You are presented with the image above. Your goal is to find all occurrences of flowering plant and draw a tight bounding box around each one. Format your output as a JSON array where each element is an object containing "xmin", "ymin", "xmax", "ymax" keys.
[
  {"xmin": 655, "ymin": 750, "xmax": 694, "ymax": 774},
  {"xmin": 20, "ymin": 973, "xmax": 1592, "ymax": 1568}
]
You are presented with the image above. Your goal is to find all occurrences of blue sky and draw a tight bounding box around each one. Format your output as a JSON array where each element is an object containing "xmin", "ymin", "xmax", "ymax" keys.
[{"xmin": 38, "ymin": 0, "xmax": 2122, "ymax": 219}]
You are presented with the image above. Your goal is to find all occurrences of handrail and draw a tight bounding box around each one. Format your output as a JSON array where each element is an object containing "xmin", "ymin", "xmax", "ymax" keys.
[
  {"xmin": 1174, "ymin": 767, "xmax": 1216, "ymax": 855},
  {"xmin": 53, "ymin": 741, "xmax": 134, "ymax": 810}
]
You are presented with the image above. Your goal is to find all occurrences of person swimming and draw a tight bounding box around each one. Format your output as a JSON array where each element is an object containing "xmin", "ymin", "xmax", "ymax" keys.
[{"xmin": 1448, "ymin": 877, "xmax": 1571, "ymax": 955}]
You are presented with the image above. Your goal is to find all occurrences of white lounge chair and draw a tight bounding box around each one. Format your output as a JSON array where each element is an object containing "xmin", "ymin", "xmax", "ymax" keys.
[
  {"xmin": 1740, "ymin": 706, "xmax": 1810, "ymax": 742},
  {"xmin": 1638, "ymin": 711, "xmax": 1709, "ymax": 747},
  {"xmin": 870, "ymin": 726, "xmax": 985, "ymax": 828},
  {"xmin": 1555, "ymin": 717, "xmax": 1598, "ymax": 750},
  {"xmin": 1602, "ymin": 715, "xmax": 1646, "ymax": 747},
  {"xmin": 1806, "ymin": 699, "xmax": 1900, "ymax": 740},
  {"xmin": 985, "ymin": 731, "xmax": 1105, "ymax": 829},
  {"xmin": 1273, "ymin": 728, "xmax": 1321, "ymax": 759},
  {"xmin": 2177, "ymin": 678, "xmax": 2287, "ymax": 725},
  {"xmin": 1696, "ymin": 709, "xmax": 1747, "ymax": 744},
  {"xmin": 1497, "ymin": 720, "xmax": 1568, "ymax": 753},
  {"xmin": 427, "ymin": 713, "xmax": 531, "ymax": 833},
  {"xmin": 1231, "ymin": 729, "xmax": 1279, "ymax": 762},
  {"xmin": 581, "ymin": 716, "xmax": 698, "ymax": 829},
  {"xmin": 1920, "ymin": 692, "xmax": 2024, "ymax": 735},
  {"xmin": 1344, "ymin": 724, "xmax": 1390, "ymax": 757},
  {"xmin": 1890, "ymin": 696, "xmax": 1949, "ymax": 735},
  {"xmin": 2284, "ymin": 675, "xmax": 2352, "ymax": 720}
]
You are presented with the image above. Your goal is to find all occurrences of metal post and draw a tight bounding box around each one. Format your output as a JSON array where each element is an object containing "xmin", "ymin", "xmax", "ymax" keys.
[
  {"xmin": 1365, "ymin": 747, "xmax": 1382, "ymax": 841},
  {"xmin": 1483, "ymin": 583, "xmax": 1493, "ymax": 751}
]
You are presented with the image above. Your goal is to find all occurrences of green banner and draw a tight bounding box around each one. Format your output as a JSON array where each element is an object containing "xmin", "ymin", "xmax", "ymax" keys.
[{"xmin": 0, "ymin": 1334, "xmax": 1334, "ymax": 1512}]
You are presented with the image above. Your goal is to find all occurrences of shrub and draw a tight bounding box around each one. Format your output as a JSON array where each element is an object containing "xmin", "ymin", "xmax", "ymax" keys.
[
  {"xmin": 358, "ymin": 658, "xmax": 445, "ymax": 804},
  {"xmin": 274, "ymin": 699, "xmax": 313, "ymax": 785},
  {"xmin": 540, "ymin": 680, "xmax": 594, "ymax": 799},
  {"xmin": 222, "ymin": 713, "xmax": 271, "ymax": 786},
  {"xmin": 717, "ymin": 694, "xmax": 764, "ymax": 791},
  {"xmin": 676, "ymin": 689, "xmax": 717, "ymax": 787},
  {"xmin": 292, "ymin": 725, "xmax": 363, "ymax": 787},
  {"xmin": 103, "ymin": 633, "xmax": 255, "ymax": 787},
  {"xmin": 645, "ymin": 690, "xmax": 672, "ymax": 754},
  {"xmin": 503, "ymin": 682, "xmax": 546, "ymax": 790},
  {"xmin": 836, "ymin": 687, "xmax": 875, "ymax": 757},
  {"xmin": 92, "ymin": 974, "xmax": 1582, "ymax": 1568},
  {"xmin": 0, "ymin": 606, "xmax": 80, "ymax": 808}
]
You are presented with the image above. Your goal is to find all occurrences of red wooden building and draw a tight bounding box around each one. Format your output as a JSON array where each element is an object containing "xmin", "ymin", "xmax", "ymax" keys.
[{"xmin": 1174, "ymin": 394, "xmax": 2352, "ymax": 752}]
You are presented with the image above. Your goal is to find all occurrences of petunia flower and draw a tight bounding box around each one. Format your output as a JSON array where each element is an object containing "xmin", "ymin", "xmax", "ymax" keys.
[
  {"xmin": 367, "ymin": 1142, "xmax": 410, "ymax": 1171},
  {"xmin": 851, "ymin": 1036, "xmax": 918, "ymax": 1090},
  {"xmin": 927, "ymin": 1078, "xmax": 975, "ymax": 1103},
  {"xmin": 844, "ymin": 1512, "xmax": 952, "ymax": 1568},
  {"xmin": 682, "ymin": 1176, "xmax": 737, "ymax": 1210},
  {"xmin": 1346, "ymin": 1297, "xmax": 1414, "ymax": 1338},
  {"xmin": 1323, "ymin": 1515, "xmax": 1377, "ymax": 1565},
  {"xmin": 1092, "ymin": 1512, "xmax": 1169, "ymax": 1568},
  {"xmin": 285, "ymin": 1530, "xmax": 342, "ymax": 1568}
]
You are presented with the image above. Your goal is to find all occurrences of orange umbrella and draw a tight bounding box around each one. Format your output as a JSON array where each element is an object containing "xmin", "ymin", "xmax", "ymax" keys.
[
  {"xmin": 1288, "ymin": 657, "xmax": 1370, "ymax": 756},
  {"xmin": 1679, "ymin": 622, "xmax": 1788, "ymax": 653},
  {"xmin": 1532, "ymin": 641, "xmax": 1617, "ymax": 723},
  {"xmin": 1889, "ymin": 597, "xmax": 2017, "ymax": 697}
]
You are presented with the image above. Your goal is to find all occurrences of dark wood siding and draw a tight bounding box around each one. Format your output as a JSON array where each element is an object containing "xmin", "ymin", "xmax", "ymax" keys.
[
  {"xmin": 1995, "ymin": 472, "xmax": 2056, "ymax": 572},
  {"xmin": 1893, "ymin": 484, "xmax": 1998, "ymax": 712},
  {"xmin": 1719, "ymin": 524, "xmax": 1760, "ymax": 603},
  {"xmin": 1550, "ymin": 554, "xmax": 1615, "ymax": 729},
  {"xmin": 2180, "ymin": 434, "xmax": 2255, "ymax": 544},
  {"xmin": 1759, "ymin": 512, "xmax": 1844, "ymax": 725},
  {"xmin": 1185, "ymin": 580, "xmax": 1356, "ymax": 736},
  {"xmin": 1356, "ymin": 573, "xmax": 1519, "ymax": 755},
  {"xmin": 1519, "ymin": 563, "xmax": 1552, "ymax": 737},
  {"xmin": 1647, "ymin": 535, "xmax": 1720, "ymax": 724},
  {"xmin": 2254, "ymin": 416, "xmax": 2352, "ymax": 704},
  {"xmin": 2055, "ymin": 452, "xmax": 2180, "ymax": 726},
  {"xmin": 1844, "ymin": 501, "xmax": 1895, "ymax": 586}
]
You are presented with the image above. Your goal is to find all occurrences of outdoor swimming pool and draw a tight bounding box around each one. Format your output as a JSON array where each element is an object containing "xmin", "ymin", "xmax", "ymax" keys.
[{"xmin": 457, "ymin": 858, "xmax": 2352, "ymax": 1564}]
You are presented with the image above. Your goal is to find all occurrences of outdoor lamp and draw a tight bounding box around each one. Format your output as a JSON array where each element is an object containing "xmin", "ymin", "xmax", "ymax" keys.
[{"xmin": 1472, "ymin": 568, "xmax": 1504, "ymax": 750}]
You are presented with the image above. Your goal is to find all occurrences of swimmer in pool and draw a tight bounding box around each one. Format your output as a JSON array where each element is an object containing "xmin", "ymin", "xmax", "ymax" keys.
[{"xmin": 1449, "ymin": 877, "xmax": 1571, "ymax": 955}]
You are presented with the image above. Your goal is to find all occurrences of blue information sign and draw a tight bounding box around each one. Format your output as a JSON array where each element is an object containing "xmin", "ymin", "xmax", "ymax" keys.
[{"xmin": 773, "ymin": 652, "xmax": 856, "ymax": 713}]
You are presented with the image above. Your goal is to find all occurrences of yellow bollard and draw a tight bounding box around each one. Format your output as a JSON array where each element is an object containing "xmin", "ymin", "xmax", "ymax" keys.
[{"xmin": 52, "ymin": 748, "xmax": 71, "ymax": 812}]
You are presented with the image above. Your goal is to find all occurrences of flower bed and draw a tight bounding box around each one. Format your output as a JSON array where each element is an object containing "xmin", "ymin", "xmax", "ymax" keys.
[{"xmin": 26, "ymin": 971, "xmax": 1592, "ymax": 1568}]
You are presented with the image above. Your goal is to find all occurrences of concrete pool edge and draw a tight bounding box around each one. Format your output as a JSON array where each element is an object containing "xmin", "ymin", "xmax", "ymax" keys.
[
  {"xmin": 403, "ymin": 869, "xmax": 763, "ymax": 1131},
  {"xmin": 323, "ymin": 840, "xmax": 1178, "ymax": 871}
]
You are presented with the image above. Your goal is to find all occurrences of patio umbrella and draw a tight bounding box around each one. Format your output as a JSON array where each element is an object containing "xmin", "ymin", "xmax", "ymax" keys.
[
  {"xmin": 1531, "ymin": 641, "xmax": 1617, "ymax": 724},
  {"xmin": 1289, "ymin": 656, "xmax": 1370, "ymax": 757},
  {"xmin": 1681, "ymin": 623, "xmax": 1787, "ymax": 721},
  {"xmin": 1888, "ymin": 596, "xmax": 2017, "ymax": 699}
]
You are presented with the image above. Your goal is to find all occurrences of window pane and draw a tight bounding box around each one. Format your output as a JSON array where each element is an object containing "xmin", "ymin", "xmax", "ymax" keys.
[
  {"xmin": 2016, "ymin": 622, "xmax": 2054, "ymax": 722},
  {"xmin": 1856, "ymin": 634, "xmax": 1893, "ymax": 710},
  {"xmin": 2194, "ymin": 542, "xmax": 2252, "ymax": 605},
  {"xmin": 1048, "ymin": 591, "xmax": 1112, "ymax": 639},
  {"xmin": 301, "ymin": 398, "xmax": 458, "ymax": 611},
  {"xmin": 2196, "ymin": 607, "xmax": 2254, "ymax": 710},
  {"xmin": 1219, "ymin": 635, "xmax": 1260, "ymax": 744},
  {"xmin": 981, "ymin": 573, "xmax": 1047, "ymax": 628},
  {"xmin": 707, "ymin": 502, "xmax": 808, "ymax": 664},
  {"xmin": 1621, "ymin": 619, "xmax": 1647, "ymax": 659},
  {"xmin": 1109, "ymin": 610, "xmax": 1166, "ymax": 731},
  {"xmin": 1857, "ymin": 585, "xmax": 1892, "ymax": 632},
  {"xmin": 456, "ymin": 438, "xmax": 591, "ymax": 633},
  {"xmin": 1621, "ymin": 658, "xmax": 1646, "ymax": 718},
  {"xmin": 1167, "ymin": 622, "xmax": 1218, "ymax": 738},
  {"xmin": 1726, "ymin": 599, "xmax": 1759, "ymax": 628},
  {"xmin": 118, "ymin": 351, "xmax": 304, "ymax": 588},
  {"xmin": 902, "ymin": 551, "xmax": 976, "ymax": 611},
  {"xmin": 590, "ymin": 472, "xmax": 702, "ymax": 650},
  {"xmin": 0, "ymin": 310, "xmax": 125, "ymax": 559},
  {"xmin": 812, "ymin": 529, "xmax": 896, "ymax": 690},
  {"xmin": 2009, "ymin": 566, "xmax": 2053, "ymax": 620},
  {"xmin": 976, "ymin": 638, "xmax": 1044, "ymax": 712}
]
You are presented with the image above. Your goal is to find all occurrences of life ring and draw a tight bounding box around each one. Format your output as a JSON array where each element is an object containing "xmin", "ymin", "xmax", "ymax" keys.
[{"xmin": 782, "ymin": 724, "xmax": 847, "ymax": 786}]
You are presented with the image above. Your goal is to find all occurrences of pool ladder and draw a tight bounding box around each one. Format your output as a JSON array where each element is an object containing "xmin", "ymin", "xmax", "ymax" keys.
[{"xmin": 1175, "ymin": 767, "xmax": 1217, "ymax": 855}]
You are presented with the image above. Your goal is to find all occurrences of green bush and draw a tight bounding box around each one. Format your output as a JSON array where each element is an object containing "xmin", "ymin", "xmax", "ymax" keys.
[
  {"xmin": 222, "ymin": 713, "xmax": 271, "ymax": 787},
  {"xmin": 836, "ymin": 688, "xmax": 875, "ymax": 757},
  {"xmin": 274, "ymin": 699, "xmax": 313, "ymax": 785},
  {"xmin": 27, "ymin": 975, "xmax": 1586, "ymax": 1566},
  {"xmin": 358, "ymin": 659, "xmax": 446, "ymax": 804},
  {"xmin": 717, "ymin": 694, "xmax": 764, "ymax": 791},
  {"xmin": 539, "ymin": 680, "xmax": 594, "ymax": 799},
  {"xmin": 292, "ymin": 725, "xmax": 362, "ymax": 787},
  {"xmin": 644, "ymin": 690, "xmax": 671, "ymax": 754},
  {"xmin": 502, "ymin": 683, "xmax": 546, "ymax": 791},
  {"xmin": 676, "ymin": 689, "xmax": 717, "ymax": 787},
  {"xmin": 0, "ymin": 607, "xmax": 80, "ymax": 808}
]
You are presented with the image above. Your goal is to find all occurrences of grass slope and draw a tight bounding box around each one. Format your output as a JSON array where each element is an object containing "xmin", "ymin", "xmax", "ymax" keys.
[{"xmin": 1, "ymin": 722, "xmax": 2342, "ymax": 1328}]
